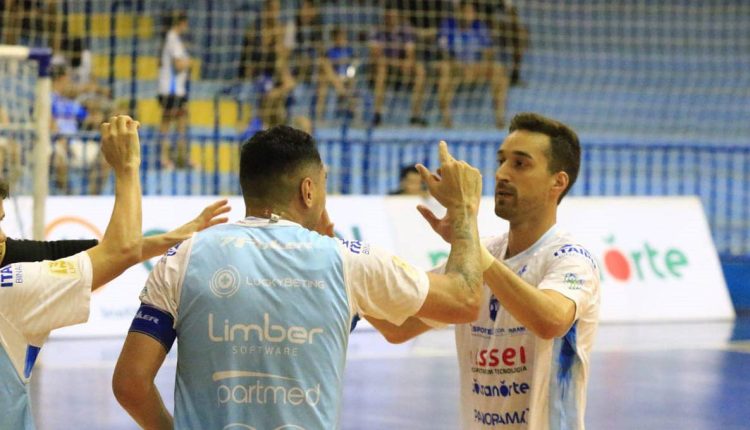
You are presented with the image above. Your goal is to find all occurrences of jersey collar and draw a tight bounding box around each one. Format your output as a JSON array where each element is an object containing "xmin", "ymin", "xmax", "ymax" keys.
[
  {"xmin": 236, "ymin": 216, "xmax": 302, "ymax": 228},
  {"xmin": 504, "ymin": 224, "xmax": 558, "ymax": 263}
]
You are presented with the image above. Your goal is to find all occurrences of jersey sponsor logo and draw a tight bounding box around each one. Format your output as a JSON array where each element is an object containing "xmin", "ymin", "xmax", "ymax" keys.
[
  {"xmin": 0, "ymin": 265, "xmax": 18, "ymax": 287},
  {"xmin": 470, "ymin": 324, "xmax": 526, "ymax": 338},
  {"xmin": 473, "ymin": 408, "xmax": 529, "ymax": 426},
  {"xmin": 472, "ymin": 379, "xmax": 530, "ymax": 398},
  {"xmin": 246, "ymin": 278, "xmax": 326, "ymax": 290},
  {"xmin": 475, "ymin": 346, "xmax": 527, "ymax": 367},
  {"xmin": 221, "ymin": 236, "xmax": 314, "ymax": 251},
  {"xmin": 553, "ymin": 244, "xmax": 597, "ymax": 268},
  {"xmin": 489, "ymin": 295, "xmax": 500, "ymax": 321},
  {"xmin": 469, "ymin": 347, "xmax": 528, "ymax": 375},
  {"xmin": 134, "ymin": 310, "xmax": 161, "ymax": 325},
  {"xmin": 564, "ymin": 272, "xmax": 584, "ymax": 290},
  {"xmin": 166, "ymin": 242, "xmax": 181, "ymax": 257},
  {"xmin": 210, "ymin": 266, "xmax": 241, "ymax": 298},
  {"xmin": 339, "ymin": 239, "xmax": 370, "ymax": 255},
  {"xmin": 208, "ymin": 313, "xmax": 324, "ymax": 345},
  {"xmin": 223, "ymin": 424, "xmax": 307, "ymax": 430},
  {"xmin": 214, "ymin": 371, "xmax": 321, "ymax": 407},
  {"xmin": 46, "ymin": 260, "xmax": 78, "ymax": 277}
]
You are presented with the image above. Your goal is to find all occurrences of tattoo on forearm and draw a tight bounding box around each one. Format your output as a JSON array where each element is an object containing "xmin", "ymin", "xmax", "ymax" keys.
[{"xmin": 445, "ymin": 209, "xmax": 481, "ymax": 294}]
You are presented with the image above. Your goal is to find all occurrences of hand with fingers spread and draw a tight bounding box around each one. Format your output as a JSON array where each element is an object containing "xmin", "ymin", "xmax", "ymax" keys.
[
  {"xmin": 100, "ymin": 115, "xmax": 141, "ymax": 173},
  {"xmin": 415, "ymin": 141, "xmax": 482, "ymax": 243},
  {"xmin": 173, "ymin": 199, "xmax": 232, "ymax": 241}
]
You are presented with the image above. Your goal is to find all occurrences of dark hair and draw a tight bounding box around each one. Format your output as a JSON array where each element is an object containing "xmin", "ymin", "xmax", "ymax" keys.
[
  {"xmin": 331, "ymin": 26, "xmax": 345, "ymax": 40},
  {"xmin": 399, "ymin": 165, "xmax": 419, "ymax": 181},
  {"xmin": 509, "ymin": 112, "xmax": 580, "ymax": 203},
  {"xmin": 0, "ymin": 180, "xmax": 8, "ymax": 199},
  {"xmin": 50, "ymin": 64, "xmax": 68, "ymax": 80},
  {"xmin": 171, "ymin": 11, "xmax": 188, "ymax": 27},
  {"xmin": 240, "ymin": 125, "xmax": 322, "ymax": 205}
]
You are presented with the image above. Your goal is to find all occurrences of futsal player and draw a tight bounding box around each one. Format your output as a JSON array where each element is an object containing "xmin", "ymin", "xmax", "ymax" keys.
[
  {"xmin": 112, "ymin": 126, "xmax": 493, "ymax": 429},
  {"xmin": 368, "ymin": 113, "xmax": 601, "ymax": 429},
  {"xmin": 0, "ymin": 115, "xmax": 230, "ymax": 429}
]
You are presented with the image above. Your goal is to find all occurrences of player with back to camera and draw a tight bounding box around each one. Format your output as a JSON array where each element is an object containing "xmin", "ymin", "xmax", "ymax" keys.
[{"xmin": 112, "ymin": 126, "xmax": 496, "ymax": 429}]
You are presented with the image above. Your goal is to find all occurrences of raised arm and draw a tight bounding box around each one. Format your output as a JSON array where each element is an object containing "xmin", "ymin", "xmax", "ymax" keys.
[
  {"xmin": 141, "ymin": 199, "xmax": 230, "ymax": 260},
  {"xmin": 86, "ymin": 115, "xmax": 143, "ymax": 289},
  {"xmin": 408, "ymin": 141, "xmax": 490, "ymax": 323}
]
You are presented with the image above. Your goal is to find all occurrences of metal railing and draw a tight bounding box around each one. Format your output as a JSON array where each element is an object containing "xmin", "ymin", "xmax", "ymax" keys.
[{"xmin": 47, "ymin": 131, "xmax": 749, "ymax": 256}]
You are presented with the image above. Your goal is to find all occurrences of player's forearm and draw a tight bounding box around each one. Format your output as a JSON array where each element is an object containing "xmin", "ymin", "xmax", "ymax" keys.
[
  {"xmin": 142, "ymin": 230, "xmax": 187, "ymax": 261},
  {"xmin": 443, "ymin": 205, "xmax": 483, "ymax": 316},
  {"xmin": 119, "ymin": 382, "xmax": 173, "ymax": 430},
  {"xmin": 365, "ymin": 315, "xmax": 432, "ymax": 344},
  {"xmin": 483, "ymin": 262, "xmax": 574, "ymax": 339},
  {"xmin": 100, "ymin": 168, "xmax": 142, "ymax": 265}
]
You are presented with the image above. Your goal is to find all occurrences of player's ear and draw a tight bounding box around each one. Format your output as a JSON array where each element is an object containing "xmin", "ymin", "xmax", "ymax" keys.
[
  {"xmin": 551, "ymin": 171, "xmax": 568, "ymax": 200},
  {"xmin": 300, "ymin": 176, "xmax": 314, "ymax": 208}
]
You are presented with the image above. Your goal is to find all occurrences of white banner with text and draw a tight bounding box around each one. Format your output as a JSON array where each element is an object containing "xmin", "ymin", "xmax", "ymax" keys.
[{"xmin": 2, "ymin": 195, "xmax": 734, "ymax": 338}]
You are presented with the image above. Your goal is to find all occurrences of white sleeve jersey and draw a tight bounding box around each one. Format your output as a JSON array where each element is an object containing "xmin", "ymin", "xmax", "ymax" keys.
[
  {"xmin": 0, "ymin": 252, "xmax": 93, "ymax": 381},
  {"xmin": 335, "ymin": 239, "xmax": 430, "ymax": 326},
  {"xmin": 455, "ymin": 226, "xmax": 601, "ymax": 430}
]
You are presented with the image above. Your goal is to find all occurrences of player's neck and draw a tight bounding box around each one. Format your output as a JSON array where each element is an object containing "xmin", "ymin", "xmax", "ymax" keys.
[
  {"xmin": 505, "ymin": 210, "xmax": 557, "ymax": 259},
  {"xmin": 245, "ymin": 205, "xmax": 304, "ymax": 225}
]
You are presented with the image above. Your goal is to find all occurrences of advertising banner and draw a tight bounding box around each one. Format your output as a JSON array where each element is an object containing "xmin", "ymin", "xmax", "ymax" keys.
[{"xmin": 1, "ymin": 195, "xmax": 733, "ymax": 338}]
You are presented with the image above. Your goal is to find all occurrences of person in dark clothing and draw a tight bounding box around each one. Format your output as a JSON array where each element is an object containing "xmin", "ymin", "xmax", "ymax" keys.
[
  {"xmin": 389, "ymin": 165, "xmax": 426, "ymax": 196},
  {"xmin": 1, "ymin": 238, "xmax": 98, "ymax": 267},
  {"xmin": 0, "ymin": 179, "xmax": 231, "ymax": 268}
]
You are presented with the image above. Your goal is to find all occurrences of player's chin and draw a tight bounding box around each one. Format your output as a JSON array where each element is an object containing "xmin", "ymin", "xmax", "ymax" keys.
[{"xmin": 494, "ymin": 199, "xmax": 514, "ymax": 219}]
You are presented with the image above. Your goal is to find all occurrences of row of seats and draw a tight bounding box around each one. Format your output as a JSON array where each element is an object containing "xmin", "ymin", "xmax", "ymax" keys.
[
  {"xmin": 66, "ymin": 13, "xmax": 154, "ymax": 39},
  {"xmin": 89, "ymin": 54, "xmax": 201, "ymax": 81},
  {"xmin": 135, "ymin": 99, "xmax": 243, "ymax": 129}
]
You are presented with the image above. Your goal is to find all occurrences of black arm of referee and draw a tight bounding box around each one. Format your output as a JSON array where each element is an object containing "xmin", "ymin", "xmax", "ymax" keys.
[{"xmin": 2, "ymin": 237, "xmax": 99, "ymax": 266}]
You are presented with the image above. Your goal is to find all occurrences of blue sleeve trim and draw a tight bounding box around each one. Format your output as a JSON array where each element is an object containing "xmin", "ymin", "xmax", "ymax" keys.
[{"xmin": 129, "ymin": 304, "xmax": 177, "ymax": 352}]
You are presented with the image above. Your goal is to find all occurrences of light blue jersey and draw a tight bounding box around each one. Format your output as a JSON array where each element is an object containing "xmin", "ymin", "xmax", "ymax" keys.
[
  {"xmin": 0, "ymin": 344, "xmax": 34, "ymax": 429},
  {"xmin": 133, "ymin": 218, "xmax": 430, "ymax": 429}
]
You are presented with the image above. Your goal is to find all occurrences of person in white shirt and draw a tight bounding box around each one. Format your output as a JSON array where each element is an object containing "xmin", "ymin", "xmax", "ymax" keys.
[
  {"xmin": 112, "ymin": 125, "xmax": 492, "ymax": 429},
  {"xmin": 369, "ymin": 112, "xmax": 601, "ymax": 429},
  {"xmin": 0, "ymin": 115, "xmax": 230, "ymax": 429},
  {"xmin": 158, "ymin": 11, "xmax": 192, "ymax": 169}
]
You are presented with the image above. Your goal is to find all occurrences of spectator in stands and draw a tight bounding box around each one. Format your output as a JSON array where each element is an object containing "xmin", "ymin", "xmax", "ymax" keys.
[
  {"xmin": 437, "ymin": 0, "xmax": 509, "ymax": 129},
  {"xmin": 50, "ymin": 64, "xmax": 86, "ymax": 193},
  {"xmin": 1, "ymin": 0, "xmax": 62, "ymax": 50},
  {"xmin": 400, "ymin": 0, "xmax": 451, "ymax": 66},
  {"xmin": 478, "ymin": 0, "xmax": 528, "ymax": 86},
  {"xmin": 158, "ymin": 11, "xmax": 192, "ymax": 170},
  {"xmin": 0, "ymin": 108, "xmax": 20, "ymax": 188},
  {"xmin": 370, "ymin": 3, "xmax": 427, "ymax": 127},
  {"xmin": 389, "ymin": 165, "xmax": 426, "ymax": 196},
  {"xmin": 53, "ymin": 36, "xmax": 111, "ymax": 103},
  {"xmin": 239, "ymin": 0, "xmax": 296, "ymax": 128},
  {"xmin": 316, "ymin": 26, "xmax": 357, "ymax": 122},
  {"xmin": 291, "ymin": 0, "xmax": 324, "ymax": 85}
]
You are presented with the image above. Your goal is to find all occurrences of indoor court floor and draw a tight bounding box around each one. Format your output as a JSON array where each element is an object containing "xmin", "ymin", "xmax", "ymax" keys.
[{"xmin": 30, "ymin": 317, "xmax": 750, "ymax": 429}]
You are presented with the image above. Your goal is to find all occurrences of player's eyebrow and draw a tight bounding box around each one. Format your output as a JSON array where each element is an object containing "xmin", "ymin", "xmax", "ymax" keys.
[{"xmin": 497, "ymin": 149, "xmax": 534, "ymax": 160}]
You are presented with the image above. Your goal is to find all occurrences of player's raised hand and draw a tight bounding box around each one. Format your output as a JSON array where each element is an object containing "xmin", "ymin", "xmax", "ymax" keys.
[
  {"xmin": 175, "ymin": 199, "xmax": 232, "ymax": 240},
  {"xmin": 416, "ymin": 204, "xmax": 453, "ymax": 244},
  {"xmin": 100, "ymin": 115, "xmax": 141, "ymax": 172},
  {"xmin": 415, "ymin": 141, "xmax": 482, "ymax": 212}
]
